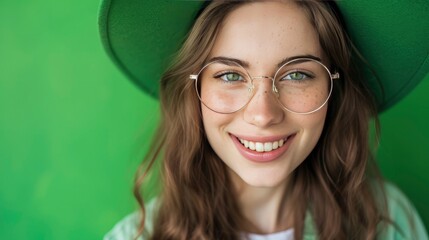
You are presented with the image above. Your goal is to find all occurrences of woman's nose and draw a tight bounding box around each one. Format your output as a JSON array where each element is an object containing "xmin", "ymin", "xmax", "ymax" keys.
[{"xmin": 243, "ymin": 77, "xmax": 284, "ymax": 127}]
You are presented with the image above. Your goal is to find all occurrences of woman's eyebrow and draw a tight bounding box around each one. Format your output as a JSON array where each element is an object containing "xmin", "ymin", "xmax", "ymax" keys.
[
  {"xmin": 277, "ymin": 55, "xmax": 322, "ymax": 67},
  {"xmin": 208, "ymin": 56, "xmax": 250, "ymax": 67},
  {"xmin": 207, "ymin": 54, "xmax": 322, "ymax": 68}
]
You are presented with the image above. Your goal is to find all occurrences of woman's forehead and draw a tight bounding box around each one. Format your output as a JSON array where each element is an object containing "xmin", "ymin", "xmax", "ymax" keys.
[{"xmin": 209, "ymin": 1, "xmax": 323, "ymax": 69}]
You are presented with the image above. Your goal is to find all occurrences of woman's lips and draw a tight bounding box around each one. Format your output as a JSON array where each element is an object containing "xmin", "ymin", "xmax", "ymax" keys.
[{"xmin": 230, "ymin": 133, "xmax": 295, "ymax": 163}]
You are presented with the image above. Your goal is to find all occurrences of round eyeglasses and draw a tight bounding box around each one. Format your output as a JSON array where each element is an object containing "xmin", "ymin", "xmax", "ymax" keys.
[{"xmin": 189, "ymin": 57, "xmax": 340, "ymax": 114}]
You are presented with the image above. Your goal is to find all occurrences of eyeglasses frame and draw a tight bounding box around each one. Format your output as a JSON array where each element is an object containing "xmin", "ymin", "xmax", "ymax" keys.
[{"xmin": 189, "ymin": 57, "xmax": 340, "ymax": 115}]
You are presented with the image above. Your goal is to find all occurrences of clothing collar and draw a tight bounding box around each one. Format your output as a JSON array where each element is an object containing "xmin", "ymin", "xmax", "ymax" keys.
[{"xmin": 303, "ymin": 211, "xmax": 317, "ymax": 240}]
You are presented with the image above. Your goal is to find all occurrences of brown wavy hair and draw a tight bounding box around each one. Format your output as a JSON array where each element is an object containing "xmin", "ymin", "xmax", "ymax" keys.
[{"xmin": 134, "ymin": 1, "xmax": 390, "ymax": 239}]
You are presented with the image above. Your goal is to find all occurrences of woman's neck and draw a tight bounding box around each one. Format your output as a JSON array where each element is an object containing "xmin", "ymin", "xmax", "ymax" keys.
[{"xmin": 231, "ymin": 172, "xmax": 294, "ymax": 234}]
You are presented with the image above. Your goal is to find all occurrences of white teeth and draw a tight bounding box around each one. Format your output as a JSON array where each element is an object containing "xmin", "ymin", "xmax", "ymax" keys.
[
  {"xmin": 273, "ymin": 141, "xmax": 279, "ymax": 149},
  {"xmin": 238, "ymin": 137, "xmax": 287, "ymax": 152},
  {"xmin": 248, "ymin": 141, "xmax": 255, "ymax": 151},
  {"xmin": 255, "ymin": 142, "xmax": 264, "ymax": 152},
  {"xmin": 264, "ymin": 142, "xmax": 273, "ymax": 151}
]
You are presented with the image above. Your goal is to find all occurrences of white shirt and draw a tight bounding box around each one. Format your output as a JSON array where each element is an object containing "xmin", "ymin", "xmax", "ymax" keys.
[{"xmin": 242, "ymin": 229, "xmax": 294, "ymax": 240}]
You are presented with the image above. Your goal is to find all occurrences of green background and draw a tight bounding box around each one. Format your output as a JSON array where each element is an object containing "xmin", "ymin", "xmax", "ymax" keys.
[{"xmin": 0, "ymin": 0, "xmax": 428, "ymax": 239}]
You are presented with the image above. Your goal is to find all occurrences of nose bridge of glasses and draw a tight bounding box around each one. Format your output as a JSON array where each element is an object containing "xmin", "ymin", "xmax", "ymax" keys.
[{"xmin": 251, "ymin": 75, "xmax": 279, "ymax": 95}]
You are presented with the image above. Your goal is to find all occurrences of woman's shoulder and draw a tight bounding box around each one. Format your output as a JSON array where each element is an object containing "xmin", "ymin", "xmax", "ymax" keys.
[
  {"xmin": 103, "ymin": 198, "xmax": 158, "ymax": 240},
  {"xmin": 103, "ymin": 186, "xmax": 428, "ymax": 239},
  {"xmin": 380, "ymin": 182, "xmax": 428, "ymax": 240}
]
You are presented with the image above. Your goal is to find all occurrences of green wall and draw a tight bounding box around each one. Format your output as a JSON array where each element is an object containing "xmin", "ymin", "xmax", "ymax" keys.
[
  {"xmin": 0, "ymin": 0, "xmax": 427, "ymax": 239},
  {"xmin": 378, "ymin": 75, "xmax": 429, "ymax": 227}
]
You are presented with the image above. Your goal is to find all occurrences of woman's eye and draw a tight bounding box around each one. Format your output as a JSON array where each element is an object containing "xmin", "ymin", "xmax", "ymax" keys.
[
  {"xmin": 283, "ymin": 71, "xmax": 309, "ymax": 81},
  {"xmin": 218, "ymin": 72, "xmax": 243, "ymax": 82}
]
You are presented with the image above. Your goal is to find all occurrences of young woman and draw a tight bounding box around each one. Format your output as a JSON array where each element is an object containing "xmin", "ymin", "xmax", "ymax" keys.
[{"xmin": 99, "ymin": 1, "xmax": 429, "ymax": 239}]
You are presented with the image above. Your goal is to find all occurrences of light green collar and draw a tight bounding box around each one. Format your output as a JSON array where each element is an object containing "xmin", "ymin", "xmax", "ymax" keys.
[{"xmin": 302, "ymin": 211, "xmax": 317, "ymax": 240}]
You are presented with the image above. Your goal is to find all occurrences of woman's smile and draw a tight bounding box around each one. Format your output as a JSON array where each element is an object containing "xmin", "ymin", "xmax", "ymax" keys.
[{"xmin": 230, "ymin": 133, "xmax": 296, "ymax": 163}]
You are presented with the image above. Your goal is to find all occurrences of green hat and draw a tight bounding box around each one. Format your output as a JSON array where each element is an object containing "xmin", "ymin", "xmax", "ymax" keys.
[{"xmin": 99, "ymin": 1, "xmax": 429, "ymax": 112}]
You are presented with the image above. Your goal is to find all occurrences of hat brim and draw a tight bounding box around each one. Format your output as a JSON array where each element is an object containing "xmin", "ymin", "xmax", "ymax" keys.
[{"xmin": 99, "ymin": 0, "xmax": 429, "ymax": 112}]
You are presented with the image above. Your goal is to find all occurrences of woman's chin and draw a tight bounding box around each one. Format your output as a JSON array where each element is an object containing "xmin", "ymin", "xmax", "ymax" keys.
[{"xmin": 233, "ymin": 170, "xmax": 290, "ymax": 189}]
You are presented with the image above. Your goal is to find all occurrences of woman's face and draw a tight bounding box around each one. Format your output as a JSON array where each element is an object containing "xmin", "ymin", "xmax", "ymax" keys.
[{"xmin": 202, "ymin": 2, "xmax": 327, "ymax": 188}]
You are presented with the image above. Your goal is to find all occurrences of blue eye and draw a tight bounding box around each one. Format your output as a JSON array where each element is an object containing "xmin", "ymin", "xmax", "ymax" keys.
[{"xmin": 216, "ymin": 72, "xmax": 244, "ymax": 82}]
